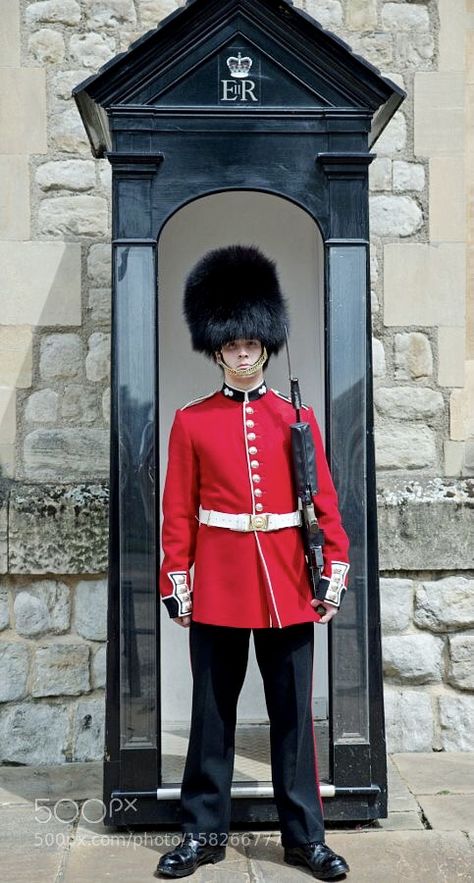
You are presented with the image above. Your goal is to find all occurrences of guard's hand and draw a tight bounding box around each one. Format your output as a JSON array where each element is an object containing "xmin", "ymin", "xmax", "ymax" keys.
[
  {"xmin": 174, "ymin": 615, "xmax": 192, "ymax": 628},
  {"xmin": 311, "ymin": 599, "xmax": 339, "ymax": 624}
]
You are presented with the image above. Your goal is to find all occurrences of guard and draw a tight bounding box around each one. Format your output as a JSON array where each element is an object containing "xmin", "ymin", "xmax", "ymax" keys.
[{"xmin": 156, "ymin": 245, "xmax": 350, "ymax": 880}]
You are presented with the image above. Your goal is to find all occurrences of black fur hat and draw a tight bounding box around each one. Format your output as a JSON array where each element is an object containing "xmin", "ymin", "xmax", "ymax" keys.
[{"xmin": 183, "ymin": 244, "xmax": 289, "ymax": 356}]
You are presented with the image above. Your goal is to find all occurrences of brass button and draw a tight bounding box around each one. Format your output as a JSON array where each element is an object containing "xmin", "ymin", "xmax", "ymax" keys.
[
  {"xmin": 255, "ymin": 503, "xmax": 264, "ymax": 512},
  {"xmin": 252, "ymin": 474, "xmax": 261, "ymax": 483},
  {"xmin": 249, "ymin": 446, "xmax": 258, "ymax": 455},
  {"xmin": 250, "ymin": 460, "xmax": 259, "ymax": 469},
  {"xmin": 246, "ymin": 419, "xmax": 255, "ymax": 428},
  {"xmin": 247, "ymin": 433, "xmax": 256, "ymax": 442},
  {"xmin": 245, "ymin": 406, "xmax": 254, "ymax": 415},
  {"xmin": 254, "ymin": 489, "xmax": 263, "ymax": 498}
]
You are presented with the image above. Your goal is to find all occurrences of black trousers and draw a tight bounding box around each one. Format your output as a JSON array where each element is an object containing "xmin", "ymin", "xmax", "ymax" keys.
[{"xmin": 180, "ymin": 620, "xmax": 325, "ymax": 847}]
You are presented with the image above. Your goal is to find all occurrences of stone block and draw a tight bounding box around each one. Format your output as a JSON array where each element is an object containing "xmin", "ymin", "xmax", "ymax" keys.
[
  {"xmin": 73, "ymin": 696, "xmax": 105, "ymax": 762},
  {"xmin": 0, "ymin": 327, "xmax": 33, "ymax": 389},
  {"xmin": 383, "ymin": 634, "xmax": 444, "ymax": 685},
  {"xmin": 380, "ymin": 578, "xmax": 414, "ymax": 635},
  {"xmin": 14, "ymin": 580, "xmax": 71, "ymax": 635},
  {"xmin": 0, "ymin": 68, "xmax": 47, "ymax": 154},
  {"xmin": 13, "ymin": 592, "xmax": 49, "ymax": 637},
  {"xmin": 74, "ymin": 580, "xmax": 107, "ymax": 641},
  {"xmin": 36, "ymin": 160, "xmax": 96, "ymax": 193},
  {"xmin": 375, "ymin": 111, "xmax": 407, "ymax": 156},
  {"xmin": 61, "ymin": 386, "xmax": 98, "ymax": 424},
  {"xmin": 24, "ymin": 429, "xmax": 109, "ymax": 480},
  {"xmin": 303, "ymin": 0, "xmax": 343, "ymax": 28},
  {"xmin": 375, "ymin": 421, "xmax": 436, "ymax": 469},
  {"xmin": 0, "ymin": 156, "xmax": 30, "ymax": 240},
  {"xmin": 85, "ymin": 0, "xmax": 137, "ymax": 28},
  {"xmin": 0, "ymin": 387, "xmax": 16, "ymax": 445},
  {"xmin": 355, "ymin": 32, "xmax": 393, "ymax": 68},
  {"xmin": 32, "ymin": 643, "xmax": 90, "ymax": 697},
  {"xmin": 394, "ymin": 332, "xmax": 433, "ymax": 380},
  {"xmin": 346, "ymin": 0, "xmax": 376, "ymax": 30},
  {"xmin": 429, "ymin": 157, "xmax": 466, "ymax": 242},
  {"xmin": 0, "ymin": 444, "xmax": 15, "ymax": 480},
  {"xmin": 372, "ymin": 338, "xmax": 386, "ymax": 378},
  {"xmin": 438, "ymin": 0, "xmax": 468, "ymax": 72},
  {"xmin": 0, "ymin": 702, "xmax": 70, "ymax": 765},
  {"xmin": 448, "ymin": 635, "xmax": 474, "ymax": 691},
  {"xmin": 0, "ymin": 589, "xmax": 9, "ymax": 630},
  {"xmin": 87, "ymin": 244, "xmax": 111, "ymax": 286},
  {"xmin": 439, "ymin": 695, "xmax": 474, "ymax": 751},
  {"xmin": 102, "ymin": 388, "xmax": 110, "ymax": 425},
  {"xmin": 88, "ymin": 289, "xmax": 111, "ymax": 325},
  {"xmin": 463, "ymin": 438, "xmax": 474, "ymax": 476},
  {"xmin": 415, "ymin": 72, "xmax": 465, "ymax": 158},
  {"xmin": 25, "ymin": 0, "xmax": 81, "ymax": 25},
  {"xmin": 51, "ymin": 102, "xmax": 90, "ymax": 155},
  {"xmin": 384, "ymin": 687, "xmax": 433, "ymax": 751},
  {"xmin": 369, "ymin": 158, "xmax": 391, "ymax": 192},
  {"xmin": 0, "ymin": 496, "xmax": 7, "ymax": 573},
  {"xmin": 53, "ymin": 69, "xmax": 89, "ymax": 101},
  {"xmin": 415, "ymin": 577, "xmax": 474, "ymax": 633},
  {"xmin": 370, "ymin": 196, "xmax": 422, "ymax": 237},
  {"xmin": 395, "ymin": 32, "xmax": 434, "ymax": 68},
  {"xmin": 38, "ymin": 196, "xmax": 108, "ymax": 238},
  {"xmin": 0, "ymin": 0, "xmax": 20, "ymax": 65},
  {"xmin": 384, "ymin": 243, "xmax": 465, "ymax": 327},
  {"xmin": 375, "ymin": 387, "xmax": 444, "ymax": 421},
  {"xmin": 0, "ymin": 644, "xmax": 29, "ymax": 703},
  {"xmin": 438, "ymin": 327, "xmax": 465, "ymax": 388},
  {"xmin": 377, "ymin": 478, "xmax": 474, "ymax": 571},
  {"xmin": 393, "ymin": 161, "xmax": 425, "ymax": 193},
  {"xmin": 417, "ymin": 794, "xmax": 474, "ymax": 832},
  {"xmin": 139, "ymin": 0, "xmax": 180, "ymax": 29},
  {"xmin": 85, "ymin": 333, "xmax": 111, "ymax": 382},
  {"xmin": 25, "ymin": 389, "xmax": 59, "ymax": 424},
  {"xmin": 8, "ymin": 484, "xmax": 108, "ymax": 574},
  {"xmin": 444, "ymin": 440, "xmax": 465, "ymax": 477},
  {"xmin": 0, "ymin": 242, "xmax": 81, "ymax": 327},
  {"xmin": 92, "ymin": 644, "xmax": 106, "ymax": 689},
  {"xmin": 39, "ymin": 334, "xmax": 83, "ymax": 382},
  {"xmin": 28, "ymin": 28, "xmax": 65, "ymax": 64},
  {"xmin": 69, "ymin": 33, "xmax": 116, "ymax": 70},
  {"xmin": 450, "ymin": 363, "xmax": 474, "ymax": 440},
  {"xmin": 382, "ymin": 3, "xmax": 430, "ymax": 32}
]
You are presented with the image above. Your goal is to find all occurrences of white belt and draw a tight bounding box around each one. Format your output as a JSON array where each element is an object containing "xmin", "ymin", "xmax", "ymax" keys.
[{"xmin": 199, "ymin": 506, "xmax": 302, "ymax": 532}]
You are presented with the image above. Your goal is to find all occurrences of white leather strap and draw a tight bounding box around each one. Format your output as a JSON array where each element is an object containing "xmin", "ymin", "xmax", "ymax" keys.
[{"xmin": 199, "ymin": 506, "xmax": 301, "ymax": 532}]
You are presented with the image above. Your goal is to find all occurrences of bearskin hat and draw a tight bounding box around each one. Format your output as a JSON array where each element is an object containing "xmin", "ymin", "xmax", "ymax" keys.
[{"xmin": 183, "ymin": 244, "xmax": 289, "ymax": 357}]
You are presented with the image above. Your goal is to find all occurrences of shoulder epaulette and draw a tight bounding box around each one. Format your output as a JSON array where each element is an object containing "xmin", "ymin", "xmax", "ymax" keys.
[
  {"xmin": 271, "ymin": 389, "xmax": 309, "ymax": 410},
  {"xmin": 180, "ymin": 391, "xmax": 217, "ymax": 411}
]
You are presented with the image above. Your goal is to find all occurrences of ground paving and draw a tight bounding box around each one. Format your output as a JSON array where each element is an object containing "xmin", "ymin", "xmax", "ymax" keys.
[{"xmin": 0, "ymin": 753, "xmax": 472, "ymax": 882}]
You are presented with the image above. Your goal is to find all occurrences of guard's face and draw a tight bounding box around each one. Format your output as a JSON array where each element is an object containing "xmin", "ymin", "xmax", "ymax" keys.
[{"xmin": 219, "ymin": 339, "xmax": 263, "ymax": 371}]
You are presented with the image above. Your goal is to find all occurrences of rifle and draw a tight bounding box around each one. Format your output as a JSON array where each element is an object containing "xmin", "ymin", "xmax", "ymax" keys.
[{"xmin": 284, "ymin": 329, "xmax": 336, "ymax": 614}]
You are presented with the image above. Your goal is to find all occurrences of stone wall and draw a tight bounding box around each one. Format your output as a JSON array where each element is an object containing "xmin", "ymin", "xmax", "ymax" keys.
[{"xmin": 0, "ymin": 0, "xmax": 473, "ymax": 761}]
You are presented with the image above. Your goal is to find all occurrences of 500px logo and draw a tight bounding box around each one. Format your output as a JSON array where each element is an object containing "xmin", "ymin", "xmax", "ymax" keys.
[{"xmin": 34, "ymin": 797, "xmax": 137, "ymax": 825}]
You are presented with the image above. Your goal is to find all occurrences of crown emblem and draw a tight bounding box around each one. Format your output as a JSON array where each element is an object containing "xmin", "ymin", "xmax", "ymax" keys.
[{"xmin": 227, "ymin": 52, "xmax": 253, "ymax": 79}]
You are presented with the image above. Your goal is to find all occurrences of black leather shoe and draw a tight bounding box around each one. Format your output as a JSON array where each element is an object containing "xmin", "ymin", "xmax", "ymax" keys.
[
  {"xmin": 156, "ymin": 834, "xmax": 226, "ymax": 878},
  {"xmin": 284, "ymin": 841, "xmax": 349, "ymax": 879}
]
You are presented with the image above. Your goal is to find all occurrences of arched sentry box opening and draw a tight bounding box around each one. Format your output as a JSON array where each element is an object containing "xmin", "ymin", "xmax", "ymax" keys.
[{"xmin": 74, "ymin": 0, "xmax": 405, "ymax": 827}]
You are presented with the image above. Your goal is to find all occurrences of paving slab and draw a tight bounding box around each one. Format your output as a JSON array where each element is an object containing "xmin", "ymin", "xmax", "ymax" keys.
[
  {"xmin": 417, "ymin": 794, "xmax": 474, "ymax": 831},
  {"xmin": 392, "ymin": 752, "xmax": 474, "ymax": 795},
  {"xmin": 387, "ymin": 757, "xmax": 420, "ymax": 813},
  {"xmin": 377, "ymin": 810, "xmax": 424, "ymax": 831},
  {"xmin": 0, "ymin": 804, "xmax": 72, "ymax": 882},
  {"xmin": 64, "ymin": 833, "xmax": 250, "ymax": 882},
  {"xmin": 0, "ymin": 761, "xmax": 102, "ymax": 805}
]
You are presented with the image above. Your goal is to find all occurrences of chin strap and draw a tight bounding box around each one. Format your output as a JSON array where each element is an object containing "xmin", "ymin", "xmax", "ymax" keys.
[{"xmin": 216, "ymin": 345, "xmax": 268, "ymax": 377}]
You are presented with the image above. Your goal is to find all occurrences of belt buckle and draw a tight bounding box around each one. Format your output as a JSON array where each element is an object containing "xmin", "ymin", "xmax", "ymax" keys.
[{"xmin": 249, "ymin": 513, "xmax": 269, "ymax": 531}]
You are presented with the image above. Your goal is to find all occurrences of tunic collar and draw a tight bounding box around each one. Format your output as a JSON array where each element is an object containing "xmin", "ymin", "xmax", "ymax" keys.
[{"xmin": 221, "ymin": 380, "xmax": 268, "ymax": 402}]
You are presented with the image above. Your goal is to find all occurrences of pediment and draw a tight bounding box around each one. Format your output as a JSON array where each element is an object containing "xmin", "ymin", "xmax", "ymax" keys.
[{"xmin": 74, "ymin": 0, "xmax": 404, "ymax": 155}]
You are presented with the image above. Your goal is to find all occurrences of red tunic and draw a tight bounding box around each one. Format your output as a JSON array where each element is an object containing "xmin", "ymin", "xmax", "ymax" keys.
[{"xmin": 159, "ymin": 383, "xmax": 349, "ymax": 629}]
